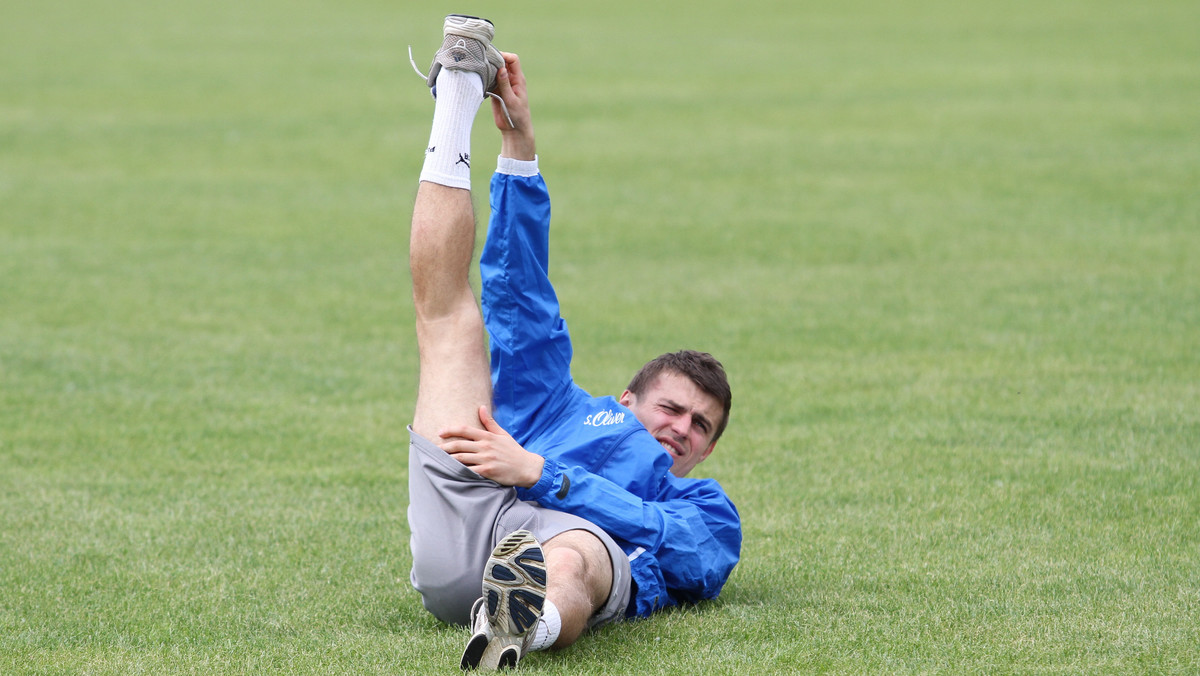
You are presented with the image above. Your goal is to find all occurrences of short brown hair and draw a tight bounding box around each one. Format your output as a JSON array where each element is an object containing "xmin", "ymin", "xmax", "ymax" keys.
[{"xmin": 627, "ymin": 350, "xmax": 732, "ymax": 442}]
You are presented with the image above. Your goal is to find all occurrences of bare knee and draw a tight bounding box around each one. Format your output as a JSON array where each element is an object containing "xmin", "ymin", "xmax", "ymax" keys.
[
  {"xmin": 547, "ymin": 546, "xmax": 588, "ymax": 586},
  {"xmin": 543, "ymin": 530, "xmax": 613, "ymax": 624}
]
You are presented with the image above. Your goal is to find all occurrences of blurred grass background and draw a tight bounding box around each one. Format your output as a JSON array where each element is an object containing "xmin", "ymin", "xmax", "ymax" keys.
[{"xmin": 2, "ymin": 0, "xmax": 1198, "ymax": 673}]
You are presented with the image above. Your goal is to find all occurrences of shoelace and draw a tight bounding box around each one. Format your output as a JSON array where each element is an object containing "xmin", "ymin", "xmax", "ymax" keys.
[{"xmin": 408, "ymin": 45, "xmax": 515, "ymax": 130}]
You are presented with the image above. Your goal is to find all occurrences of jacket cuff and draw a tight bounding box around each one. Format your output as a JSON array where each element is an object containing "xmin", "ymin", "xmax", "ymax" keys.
[
  {"xmin": 517, "ymin": 456, "xmax": 561, "ymax": 502},
  {"xmin": 496, "ymin": 155, "xmax": 540, "ymax": 177}
]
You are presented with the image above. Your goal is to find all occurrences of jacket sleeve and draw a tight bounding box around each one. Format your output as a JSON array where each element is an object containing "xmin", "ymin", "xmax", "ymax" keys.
[
  {"xmin": 517, "ymin": 455, "xmax": 742, "ymax": 614},
  {"xmin": 480, "ymin": 167, "xmax": 575, "ymax": 445}
]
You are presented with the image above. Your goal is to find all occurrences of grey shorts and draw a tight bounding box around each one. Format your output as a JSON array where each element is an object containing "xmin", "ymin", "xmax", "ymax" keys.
[{"xmin": 407, "ymin": 428, "xmax": 632, "ymax": 628}]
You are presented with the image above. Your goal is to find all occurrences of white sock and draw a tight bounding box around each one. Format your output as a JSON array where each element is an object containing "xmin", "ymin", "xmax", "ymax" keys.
[
  {"xmin": 419, "ymin": 69, "xmax": 484, "ymax": 190},
  {"xmin": 528, "ymin": 600, "xmax": 561, "ymax": 652}
]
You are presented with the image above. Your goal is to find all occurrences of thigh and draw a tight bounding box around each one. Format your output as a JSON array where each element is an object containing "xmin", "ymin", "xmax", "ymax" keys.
[
  {"xmin": 408, "ymin": 428, "xmax": 516, "ymax": 625},
  {"xmin": 412, "ymin": 301, "xmax": 492, "ymax": 439}
]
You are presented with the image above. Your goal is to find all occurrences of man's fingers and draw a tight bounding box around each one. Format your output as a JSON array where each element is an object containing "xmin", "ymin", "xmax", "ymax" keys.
[
  {"xmin": 440, "ymin": 439, "xmax": 482, "ymax": 462},
  {"xmin": 477, "ymin": 405, "xmax": 505, "ymax": 434},
  {"xmin": 492, "ymin": 66, "xmax": 512, "ymax": 97},
  {"xmin": 499, "ymin": 52, "xmax": 524, "ymax": 91},
  {"xmin": 500, "ymin": 52, "xmax": 520, "ymax": 74},
  {"xmin": 438, "ymin": 425, "xmax": 484, "ymax": 442}
]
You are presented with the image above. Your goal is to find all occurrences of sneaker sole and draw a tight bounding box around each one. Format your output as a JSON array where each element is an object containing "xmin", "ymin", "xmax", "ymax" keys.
[
  {"xmin": 443, "ymin": 14, "xmax": 495, "ymax": 43},
  {"xmin": 469, "ymin": 637, "xmax": 521, "ymax": 671},
  {"xmin": 483, "ymin": 530, "xmax": 547, "ymax": 637},
  {"xmin": 497, "ymin": 646, "xmax": 520, "ymax": 669},
  {"xmin": 460, "ymin": 532, "xmax": 545, "ymax": 671},
  {"xmin": 459, "ymin": 632, "xmax": 489, "ymax": 671}
]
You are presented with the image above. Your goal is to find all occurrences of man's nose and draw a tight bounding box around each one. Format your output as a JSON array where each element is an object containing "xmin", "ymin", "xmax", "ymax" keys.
[{"xmin": 669, "ymin": 414, "xmax": 690, "ymax": 437}]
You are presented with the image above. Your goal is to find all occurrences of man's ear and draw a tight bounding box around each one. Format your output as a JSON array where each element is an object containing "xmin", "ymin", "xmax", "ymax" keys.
[
  {"xmin": 700, "ymin": 441, "xmax": 717, "ymax": 463},
  {"xmin": 618, "ymin": 389, "xmax": 634, "ymax": 407}
]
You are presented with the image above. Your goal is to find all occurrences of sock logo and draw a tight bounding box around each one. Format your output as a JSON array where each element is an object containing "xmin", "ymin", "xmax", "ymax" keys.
[
  {"xmin": 456, "ymin": 153, "xmax": 470, "ymax": 168},
  {"xmin": 426, "ymin": 146, "xmax": 435, "ymax": 154}
]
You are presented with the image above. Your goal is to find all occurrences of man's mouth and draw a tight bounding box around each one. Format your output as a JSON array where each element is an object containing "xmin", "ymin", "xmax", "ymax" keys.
[{"xmin": 659, "ymin": 438, "xmax": 683, "ymax": 457}]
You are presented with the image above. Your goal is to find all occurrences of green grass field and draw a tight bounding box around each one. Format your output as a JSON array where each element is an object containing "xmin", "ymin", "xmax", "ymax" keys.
[{"xmin": 3, "ymin": 0, "xmax": 1198, "ymax": 673}]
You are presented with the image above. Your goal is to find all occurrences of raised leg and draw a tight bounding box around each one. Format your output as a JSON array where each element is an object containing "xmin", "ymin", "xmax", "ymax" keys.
[{"xmin": 409, "ymin": 180, "xmax": 492, "ymax": 439}]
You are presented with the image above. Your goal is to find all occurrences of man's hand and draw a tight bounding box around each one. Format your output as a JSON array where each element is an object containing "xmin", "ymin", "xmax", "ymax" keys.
[
  {"xmin": 492, "ymin": 52, "xmax": 536, "ymax": 161},
  {"xmin": 439, "ymin": 406, "xmax": 545, "ymax": 488}
]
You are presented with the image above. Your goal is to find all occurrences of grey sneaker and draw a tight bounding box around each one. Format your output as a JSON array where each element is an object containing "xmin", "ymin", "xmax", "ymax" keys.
[
  {"xmin": 427, "ymin": 14, "xmax": 505, "ymax": 93},
  {"xmin": 459, "ymin": 530, "xmax": 547, "ymax": 671}
]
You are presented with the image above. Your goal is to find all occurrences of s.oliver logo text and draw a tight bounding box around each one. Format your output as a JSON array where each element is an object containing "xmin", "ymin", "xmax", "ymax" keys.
[{"xmin": 583, "ymin": 409, "xmax": 625, "ymax": 427}]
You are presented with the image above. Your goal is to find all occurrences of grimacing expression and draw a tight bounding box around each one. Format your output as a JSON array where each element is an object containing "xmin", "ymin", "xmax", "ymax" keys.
[{"xmin": 619, "ymin": 371, "xmax": 724, "ymax": 477}]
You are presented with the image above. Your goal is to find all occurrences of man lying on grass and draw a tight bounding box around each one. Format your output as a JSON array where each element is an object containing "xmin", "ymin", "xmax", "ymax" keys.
[{"xmin": 405, "ymin": 15, "xmax": 741, "ymax": 670}]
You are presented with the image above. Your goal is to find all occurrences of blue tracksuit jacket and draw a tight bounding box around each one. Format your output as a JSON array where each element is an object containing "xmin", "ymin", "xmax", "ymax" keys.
[{"xmin": 480, "ymin": 161, "xmax": 741, "ymax": 617}]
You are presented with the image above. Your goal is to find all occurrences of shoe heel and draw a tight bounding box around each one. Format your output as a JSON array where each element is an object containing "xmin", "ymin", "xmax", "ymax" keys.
[
  {"xmin": 497, "ymin": 646, "xmax": 520, "ymax": 670},
  {"xmin": 459, "ymin": 632, "xmax": 489, "ymax": 671}
]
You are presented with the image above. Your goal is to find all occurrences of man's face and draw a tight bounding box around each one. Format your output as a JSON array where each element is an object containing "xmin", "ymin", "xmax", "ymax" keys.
[{"xmin": 619, "ymin": 371, "xmax": 724, "ymax": 478}]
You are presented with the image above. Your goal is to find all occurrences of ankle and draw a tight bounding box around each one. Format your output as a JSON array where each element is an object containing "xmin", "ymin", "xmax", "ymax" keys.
[{"xmin": 419, "ymin": 70, "xmax": 484, "ymax": 190}]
